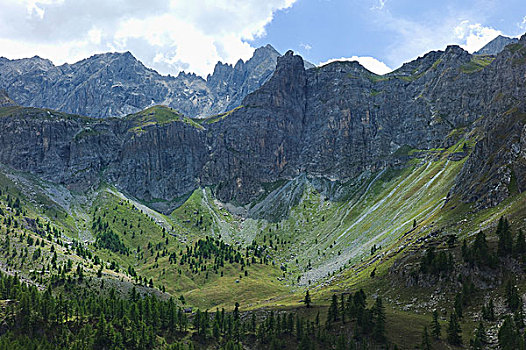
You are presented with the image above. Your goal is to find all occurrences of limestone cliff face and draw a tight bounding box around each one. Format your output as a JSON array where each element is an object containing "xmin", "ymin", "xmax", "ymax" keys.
[
  {"xmin": 108, "ymin": 122, "xmax": 208, "ymax": 204},
  {"xmin": 203, "ymin": 51, "xmax": 308, "ymax": 202},
  {"xmin": 0, "ymin": 37, "xmax": 525, "ymax": 211},
  {"xmin": 0, "ymin": 106, "xmax": 207, "ymax": 211}
]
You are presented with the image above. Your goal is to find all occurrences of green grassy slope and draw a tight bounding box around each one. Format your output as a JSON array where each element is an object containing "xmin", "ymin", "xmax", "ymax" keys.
[{"xmin": 125, "ymin": 105, "xmax": 204, "ymax": 132}]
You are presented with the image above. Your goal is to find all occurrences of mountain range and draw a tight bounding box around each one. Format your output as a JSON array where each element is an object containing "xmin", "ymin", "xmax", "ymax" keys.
[
  {"xmin": 0, "ymin": 36, "xmax": 513, "ymax": 120},
  {"xmin": 0, "ymin": 44, "xmax": 314, "ymax": 118},
  {"xmin": 0, "ymin": 35, "xmax": 523, "ymax": 212}
]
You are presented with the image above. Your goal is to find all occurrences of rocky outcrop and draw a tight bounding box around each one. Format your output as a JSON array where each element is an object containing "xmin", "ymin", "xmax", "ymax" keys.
[
  {"xmin": 206, "ymin": 44, "xmax": 281, "ymax": 113},
  {"xmin": 0, "ymin": 89, "xmax": 16, "ymax": 107},
  {"xmin": 0, "ymin": 36, "xmax": 525, "ymax": 212}
]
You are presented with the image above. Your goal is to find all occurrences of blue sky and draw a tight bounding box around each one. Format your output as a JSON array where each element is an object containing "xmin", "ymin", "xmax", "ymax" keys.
[
  {"xmin": 0, "ymin": 0, "xmax": 525, "ymax": 76},
  {"xmin": 251, "ymin": 0, "xmax": 526, "ymax": 72}
]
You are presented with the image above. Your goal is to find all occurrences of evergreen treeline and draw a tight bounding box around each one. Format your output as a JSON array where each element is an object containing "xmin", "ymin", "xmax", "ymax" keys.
[
  {"xmin": 93, "ymin": 216, "xmax": 129, "ymax": 254},
  {"xmin": 0, "ymin": 271, "xmax": 392, "ymax": 349},
  {"xmin": 0, "ymin": 271, "xmax": 189, "ymax": 349}
]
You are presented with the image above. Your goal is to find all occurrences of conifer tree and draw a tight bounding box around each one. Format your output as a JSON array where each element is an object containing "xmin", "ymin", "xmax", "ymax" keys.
[
  {"xmin": 304, "ymin": 290, "xmax": 311, "ymax": 308},
  {"xmin": 336, "ymin": 334, "xmax": 346, "ymax": 350},
  {"xmin": 499, "ymin": 316, "xmax": 519, "ymax": 350},
  {"xmin": 421, "ymin": 326, "xmax": 431, "ymax": 350},
  {"xmin": 454, "ymin": 293, "xmax": 463, "ymax": 319},
  {"xmin": 472, "ymin": 230, "xmax": 490, "ymax": 265},
  {"xmin": 233, "ymin": 302, "xmax": 240, "ymax": 321},
  {"xmin": 515, "ymin": 229, "xmax": 526, "ymax": 256},
  {"xmin": 471, "ymin": 321, "xmax": 486, "ymax": 350},
  {"xmin": 505, "ymin": 279, "xmax": 522, "ymax": 312},
  {"xmin": 446, "ymin": 312, "xmax": 462, "ymax": 346},
  {"xmin": 431, "ymin": 309, "xmax": 441, "ymax": 339},
  {"xmin": 250, "ymin": 313, "xmax": 256, "ymax": 333},
  {"xmin": 514, "ymin": 307, "xmax": 524, "ymax": 330},
  {"xmin": 497, "ymin": 216, "xmax": 513, "ymax": 256},
  {"xmin": 461, "ymin": 239, "xmax": 469, "ymax": 261},
  {"xmin": 372, "ymin": 297, "xmax": 386, "ymax": 343},
  {"xmin": 488, "ymin": 299, "xmax": 495, "ymax": 321},
  {"xmin": 340, "ymin": 294, "xmax": 346, "ymax": 323},
  {"xmin": 328, "ymin": 294, "xmax": 339, "ymax": 324}
]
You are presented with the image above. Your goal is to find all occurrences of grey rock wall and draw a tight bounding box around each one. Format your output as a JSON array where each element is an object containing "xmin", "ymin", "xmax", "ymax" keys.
[{"xmin": 0, "ymin": 36, "xmax": 525, "ymax": 212}]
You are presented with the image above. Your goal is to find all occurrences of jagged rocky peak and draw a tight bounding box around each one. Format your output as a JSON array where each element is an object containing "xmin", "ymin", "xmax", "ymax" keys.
[
  {"xmin": 252, "ymin": 44, "xmax": 281, "ymax": 60},
  {"xmin": 242, "ymin": 49, "xmax": 306, "ymax": 114},
  {"xmin": 233, "ymin": 59, "xmax": 245, "ymax": 71},
  {"xmin": 259, "ymin": 49, "xmax": 305, "ymax": 91},
  {"xmin": 208, "ymin": 45, "xmax": 280, "ymax": 82},
  {"xmin": 27, "ymin": 55, "xmax": 55, "ymax": 66},
  {"xmin": 388, "ymin": 45, "xmax": 470, "ymax": 79},
  {"xmin": 276, "ymin": 50, "xmax": 305, "ymax": 71},
  {"xmin": 444, "ymin": 44, "xmax": 467, "ymax": 55},
  {"xmin": 442, "ymin": 45, "xmax": 471, "ymax": 61},
  {"xmin": 0, "ymin": 89, "xmax": 17, "ymax": 107},
  {"xmin": 78, "ymin": 51, "xmax": 148, "ymax": 72},
  {"xmin": 1, "ymin": 55, "xmax": 55, "ymax": 74},
  {"xmin": 440, "ymin": 45, "xmax": 472, "ymax": 67},
  {"xmin": 86, "ymin": 50, "xmax": 136, "ymax": 62},
  {"xmin": 475, "ymin": 35, "xmax": 519, "ymax": 55}
]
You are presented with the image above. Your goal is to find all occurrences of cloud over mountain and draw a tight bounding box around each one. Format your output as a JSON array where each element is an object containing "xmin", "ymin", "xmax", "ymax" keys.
[{"xmin": 0, "ymin": 0, "xmax": 296, "ymax": 76}]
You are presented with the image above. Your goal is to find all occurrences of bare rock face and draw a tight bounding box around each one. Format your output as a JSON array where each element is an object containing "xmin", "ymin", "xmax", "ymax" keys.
[
  {"xmin": 475, "ymin": 35, "xmax": 519, "ymax": 56},
  {"xmin": 206, "ymin": 44, "xmax": 283, "ymax": 113},
  {"xmin": 202, "ymin": 50, "xmax": 308, "ymax": 202},
  {"xmin": 449, "ymin": 35, "xmax": 526, "ymax": 207},
  {"xmin": 0, "ymin": 36, "xmax": 525, "ymax": 212}
]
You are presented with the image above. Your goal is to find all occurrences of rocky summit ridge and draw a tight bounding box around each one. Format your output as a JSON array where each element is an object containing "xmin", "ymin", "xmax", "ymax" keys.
[{"xmin": 0, "ymin": 45, "xmax": 313, "ymax": 119}]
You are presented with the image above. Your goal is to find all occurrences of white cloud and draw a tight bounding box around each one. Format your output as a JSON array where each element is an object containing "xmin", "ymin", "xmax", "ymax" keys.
[
  {"xmin": 0, "ymin": 0, "xmax": 298, "ymax": 76},
  {"xmin": 24, "ymin": 0, "xmax": 65, "ymax": 19},
  {"xmin": 319, "ymin": 56, "xmax": 392, "ymax": 75},
  {"xmin": 370, "ymin": 0, "xmax": 387, "ymax": 11},
  {"xmin": 373, "ymin": 13, "xmax": 459, "ymax": 68},
  {"xmin": 454, "ymin": 20, "xmax": 502, "ymax": 53},
  {"xmin": 300, "ymin": 43, "xmax": 312, "ymax": 51}
]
